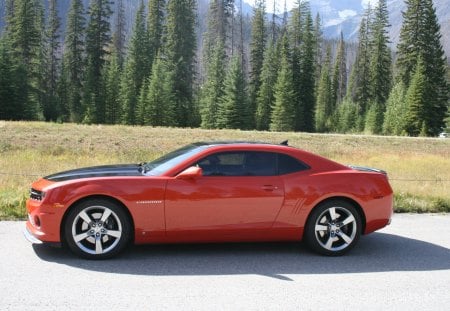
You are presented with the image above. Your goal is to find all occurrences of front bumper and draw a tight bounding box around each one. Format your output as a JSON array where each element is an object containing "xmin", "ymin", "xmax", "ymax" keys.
[{"xmin": 23, "ymin": 224, "xmax": 43, "ymax": 244}]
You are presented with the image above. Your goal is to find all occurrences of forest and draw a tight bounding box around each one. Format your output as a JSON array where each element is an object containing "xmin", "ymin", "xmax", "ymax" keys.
[{"xmin": 0, "ymin": 0, "xmax": 448, "ymax": 136}]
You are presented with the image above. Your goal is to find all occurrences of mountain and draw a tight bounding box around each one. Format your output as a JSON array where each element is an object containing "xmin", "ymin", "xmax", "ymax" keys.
[{"xmin": 1, "ymin": 0, "xmax": 448, "ymax": 57}]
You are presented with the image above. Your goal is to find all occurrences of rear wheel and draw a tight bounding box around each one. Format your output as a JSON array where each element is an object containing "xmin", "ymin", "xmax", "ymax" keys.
[
  {"xmin": 305, "ymin": 200, "xmax": 362, "ymax": 256},
  {"xmin": 64, "ymin": 199, "xmax": 131, "ymax": 259}
]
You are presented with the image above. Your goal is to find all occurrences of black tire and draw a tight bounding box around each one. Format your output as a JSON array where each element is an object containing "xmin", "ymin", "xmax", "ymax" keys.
[
  {"xmin": 64, "ymin": 199, "xmax": 131, "ymax": 259},
  {"xmin": 304, "ymin": 200, "xmax": 362, "ymax": 256}
]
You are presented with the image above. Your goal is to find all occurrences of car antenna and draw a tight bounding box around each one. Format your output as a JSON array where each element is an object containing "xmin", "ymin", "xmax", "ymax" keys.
[{"xmin": 280, "ymin": 140, "xmax": 289, "ymax": 146}]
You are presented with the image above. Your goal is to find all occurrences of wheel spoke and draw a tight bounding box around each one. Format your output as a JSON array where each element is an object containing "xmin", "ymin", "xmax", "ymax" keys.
[
  {"xmin": 106, "ymin": 230, "xmax": 121, "ymax": 238},
  {"xmin": 329, "ymin": 207, "xmax": 337, "ymax": 221},
  {"xmin": 338, "ymin": 231, "xmax": 353, "ymax": 244},
  {"xmin": 341, "ymin": 215, "xmax": 355, "ymax": 226},
  {"xmin": 79, "ymin": 211, "xmax": 92, "ymax": 224},
  {"xmin": 315, "ymin": 224, "xmax": 328, "ymax": 232},
  {"xmin": 95, "ymin": 236, "xmax": 103, "ymax": 254},
  {"xmin": 74, "ymin": 232, "xmax": 90, "ymax": 242},
  {"xmin": 100, "ymin": 209, "xmax": 112, "ymax": 223},
  {"xmin": 325, "ymin": 236, "xmax": 334, "ymax": 249}
]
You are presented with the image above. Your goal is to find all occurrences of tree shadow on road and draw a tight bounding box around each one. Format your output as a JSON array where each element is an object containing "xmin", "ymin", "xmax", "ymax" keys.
[{"xmin": 33, "ymin": 232, "xmax": 450, "ymax": 280}]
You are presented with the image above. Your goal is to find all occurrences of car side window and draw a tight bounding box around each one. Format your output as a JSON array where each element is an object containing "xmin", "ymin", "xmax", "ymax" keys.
[
  {"xmin": 197, "ymin": 153, "xmax": 246, "ymax": 176},
  {"xmin": 278, "ymin": 153, "xmax": 309, "ymax": 175},
  {"xmin": 197, "ymin": 151, "xmax": 308, "ymax": 176}
]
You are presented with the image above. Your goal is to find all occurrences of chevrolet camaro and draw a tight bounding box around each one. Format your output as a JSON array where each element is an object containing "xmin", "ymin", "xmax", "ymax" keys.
[{"xmin": 24, "ymin": 141, "xmax": 393, "ymax": 259}]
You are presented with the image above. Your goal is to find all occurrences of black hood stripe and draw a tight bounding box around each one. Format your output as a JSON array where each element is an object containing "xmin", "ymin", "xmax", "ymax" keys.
[{"xmin": 45, "ymin": 164, "xmax": 141, "ymax": 182}]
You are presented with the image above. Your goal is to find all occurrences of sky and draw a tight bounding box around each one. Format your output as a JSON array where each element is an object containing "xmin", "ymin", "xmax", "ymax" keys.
[{"xmin": 243, "ymin": 0, "xmax": 379, "ymax": 14}]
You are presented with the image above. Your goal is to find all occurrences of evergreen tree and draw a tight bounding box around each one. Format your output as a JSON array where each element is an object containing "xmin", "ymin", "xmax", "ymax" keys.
[
  {"xmin": 255, "ymin": 40, "xmax": 278, "ymax": 131},
  {"xmin": 63, "ymin": 0, "xmax": 85, "ymax": 123},
  {"xmin": 369, "ymin": 0, "xmax": 391, "ymax": 106},
  {"xmin": 336, "ymin": 98, "xmax": 359, "ymax": 133},
  {"xmin": 364, "ymin": 101, "xmax": 384, "ymax": 134},
  {"xmin": 270, "ymin": 34, "xmax": 295, "ymax": 132},
  {"xmin": 83, "ymin": 0, "xmax": 113, "ymax": 124},
  {"xmin": 315, "ymin": 46, "xmax": 333, "ymax": 132},
  {"xmin": 43, "ymin": 0, "xmax": 61, "ymax": 121},
  {"xmin": 140, "ymin": 56, "xmax": 176, "ymax": 126},
  {"xmin": 396, "ymin": 0, "xmax": 449, "ymax": 136},
  {"xmin": 121, "ymin": 0, "xmax": 150, "ymax": 125},
  {"xmin": 164, "ymin": 0, "xmax": 197, "ymax": 127},
  {"xmin": 0, "ymin": 37, "xmax": 20, "ymax": 120},
  {"xmin": 200, "ymin": 41, "xmax": 226, "ymax": 129},
  {"xmin": 249, "ymin": 0, "xmax": 266, "ymax": 126},
  {"xmin": 404, "ymin": 56, "xmax": 429, "ymax": 136},
  {"xmin": 217, "ymin": 54, "xmax": 248, "ymax": 129},
  {"xmin": 7, "ymin": 0, "xmax": 45, "ymax": 120},
  {"xmin": 297, "ymin": 9, "xmax": 316, "ymax": 132},
  {"xmin": 383, "ymin": 81, "xmax": 408, "ymax": 135},
  {"xmin": 104, "ymin": 52, "xmax": 122, "ymax": 124},
  {"xmin": 148, "ymin": 0, "xmax": 165, "ymax": 70},
  {"xmin": 332, "ymin": 32, "xmax": 347, "ymax": 107},
  {"xmin": 112, "ymin": 0, "xmax": 126, "ymax": 67},
  {"xmin": 347, "ymin": 7, "xmax": 372, "ymax": 118}
]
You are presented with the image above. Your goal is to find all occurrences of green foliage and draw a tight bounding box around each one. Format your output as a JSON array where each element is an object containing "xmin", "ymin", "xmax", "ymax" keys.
[
  {"xmin": 249, "ymin": 1, "xmax": 266, "ymax": 127},
  {"xmin": 139, "ymin": 57, "xmax": 176, "ymax": 127},
  {"xmin": 147, "ymin": 0, "xmax": 165, "ymax": 69},
  {"xmin": 0, "ymin": 37, "xmax": 21, "ymax": 120},
  {"xmin": 63, "ymin": 0, "xmax": 85, "ymax": 123},
  {"xmin": 121, "ymin": 1, "xmax": 150, "ymax": 125},
  {"xmin": 164, "ymin": 0, "xmax": 197, "ymax": 127},
  {"xmin": 255, "ymin": 40, "xmax": 279, "ymax": 131},
  {"xmin": 405, "ymin": 56, "xmax": 429, "ymax": 136},
  {"xmin": 270, "ymin": 35, "xmax": 296, "ymax": 132},
  {"xmin": 104, "ymin": 53, "xmax": 122, "ymax": 124},
  {"xmin": 83, "ymin": 0, "xmax": 113, "ymax": 124},
  {"xmin": 336, "ymin": 98, "xmax": 359, "ymax": 133},
  {"xmin": 315, "ymin": 46, "xmax": 333, "ymax": 132},
  {"xmin": 217, "ymin": 55, "xmax": 248, "ymax": 129},
  {"xmin": 200, "ymin": 41, "xmax": 226, "ymax": 129},
  {"xmin": 396, "ymin": 0, "xmax": 449, "ymax": 136},
  {"xmin": 383, "ymin": 82, "xmax": 408, "ymax": 135},
  {"xmin": 332, "ymin": 32, "xmax": 347, "ymax": 107},
  {"xmin": 364, "ymin": 101, "xmax": 384, "ymax": 134}
]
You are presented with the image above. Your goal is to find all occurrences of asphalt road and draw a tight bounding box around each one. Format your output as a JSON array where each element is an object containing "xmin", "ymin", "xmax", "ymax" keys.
[{"xmin": 0, "ymin": 214, "xmax": 449, "ymax": 310}]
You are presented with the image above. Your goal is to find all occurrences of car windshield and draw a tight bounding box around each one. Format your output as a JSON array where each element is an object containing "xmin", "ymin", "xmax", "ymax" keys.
[{"xmin": 143, "ymin": 144, "xmax": 209, "ymax": 176}]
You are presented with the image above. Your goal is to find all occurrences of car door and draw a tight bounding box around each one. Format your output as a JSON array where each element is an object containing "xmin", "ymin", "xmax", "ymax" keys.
[{"xmin": 164, "ymin": 151, "xmax": 285, "ymax": 240}]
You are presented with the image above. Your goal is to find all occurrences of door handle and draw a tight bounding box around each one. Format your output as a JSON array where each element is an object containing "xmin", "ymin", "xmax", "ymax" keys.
[{"xmin": 261, "ymin": 185, "xmax": 278, "ymax": 191}]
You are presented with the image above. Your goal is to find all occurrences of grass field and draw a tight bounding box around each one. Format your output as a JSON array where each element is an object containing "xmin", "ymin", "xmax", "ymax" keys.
[{"xmin": 1, "ymin": 121, "xmax": 449, "ymax": 219}]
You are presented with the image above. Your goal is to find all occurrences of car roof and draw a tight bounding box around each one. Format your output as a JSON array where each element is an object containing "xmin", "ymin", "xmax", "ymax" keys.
[{"xmin": 192, "ymin": 141, "xmax": 290, "ymax": 148}]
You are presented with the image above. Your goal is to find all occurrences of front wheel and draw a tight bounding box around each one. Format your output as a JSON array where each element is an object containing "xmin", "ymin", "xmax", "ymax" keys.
[
  {"xmin": 64, "ymin": 199, "xmax": 131, "ymax": 259},
  {"xmin": 305, "ymin": 200, "xmax": 362, "ymax": 256}
]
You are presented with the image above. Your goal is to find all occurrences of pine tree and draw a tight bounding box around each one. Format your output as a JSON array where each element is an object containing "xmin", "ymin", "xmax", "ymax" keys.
[
  {"xmin": 383, "ymin": 81, "xmax": 408, "ymax": 135},
  {"xmin": 42, "ymin": 0, "xmax": 61, "ymax": 121},
  {"xmin": 336, "ymin": 98, "xmax": 359, "ymax": 133},
  {"xmin": 249, "ymin": 0, "xmax": 266, "ymax": 127},
  {"xmin": 270, "ymin": 34, "xmax": 295, "ymax": 132},
  {"xmin": 83, "ymin": 0, "xmax": 113, "ymax": 124},
  {"xmin": 7, "ymin": 0, "xmax": 45, "ymax": 120},
  {"xmin": 315, "ymin": 46, "xmax": 333, "ymax": 132},
  {"xmin": 112, "ymin": 0, "xmax": 126, "ymax": 67},
  {"xmin": 0, "ymin": 37, "xmax": 20, "ymax": 120},
  {"xmin": 396, "ymin": 0, "xmax": 449, "ymax": 136},
  {"xmin": 148, "ymin": 0, "xmax": 165, "ymax": 70},
  {"xmin": 104, "ymin": 52, "xmax": 122, "ymax": 124},
  {"xmin": 405, "ymin": 56, "xmax": 429, "ymax": 136},
  {"xmin": 332, "ymin": 32, "xmax": 347, "ymax": 107},
  {"xmin": 200, "ymin": 41, "xmax": 226, "ymax": 129},
  {"xmin": 217, "ymin": 54, "xmax": 248, "ymax": 129},
  {"xmin": 255, "ymin": 40, "xmax": 278, "ymax": 131},
  {"xmin": 369, "ymin": 0, "xmax": 391, "ymax": 106},
  {"xmin": 297, "ymin": 9, "xmax": 316, "ymax": 132},
  {"xmin": 63, "ymin": 0, "xmax": 85, "ymax": 123},
  {"xmin": 347, "ymin": 7, "xmax": 372, "ymax": 118},
  {"xmin": 121, "ymin": 0, "xmax": 150, "ymax": 125},
  {"xmin": 164, "ymin": 0, "xmax": 197, "ymax": 127},
  {"xmin": 140, "ymin": 56, "xmax": 176, "ymax": 126}
]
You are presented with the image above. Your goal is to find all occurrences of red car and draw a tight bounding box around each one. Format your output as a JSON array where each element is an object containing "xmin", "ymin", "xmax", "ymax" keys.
[{"xmin": 24, "ymin": 141, "xmax": 393, "ymax": 259}]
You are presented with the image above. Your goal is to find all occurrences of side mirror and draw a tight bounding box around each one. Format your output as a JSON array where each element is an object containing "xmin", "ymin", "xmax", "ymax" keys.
[{"xmin": 175, "ymin": 166, "xmax": 203, "ymax": 180}]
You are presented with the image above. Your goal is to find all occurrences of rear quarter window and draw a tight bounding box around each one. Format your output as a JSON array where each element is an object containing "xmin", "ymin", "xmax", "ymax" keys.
[{"xmin": 278, "ymin": 153, "xmax": 309, "ymax": 175}]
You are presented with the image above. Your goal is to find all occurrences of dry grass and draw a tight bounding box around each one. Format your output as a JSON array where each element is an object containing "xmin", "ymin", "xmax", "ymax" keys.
[{"xmin": 1, "ymin": 121, "xmax": 449, "ymax": 219}]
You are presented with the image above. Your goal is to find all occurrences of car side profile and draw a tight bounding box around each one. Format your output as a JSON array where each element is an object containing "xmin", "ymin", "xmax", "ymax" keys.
[{"xmin": 24, "ymin": 141, "xmax": 393, "ymax": 259}]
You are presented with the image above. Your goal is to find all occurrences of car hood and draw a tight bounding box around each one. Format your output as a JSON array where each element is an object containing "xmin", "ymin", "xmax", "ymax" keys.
[{"xmin": 44, "ymin": 164, "xmax": 142, "ymax": 182}]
